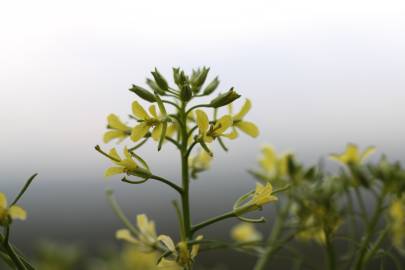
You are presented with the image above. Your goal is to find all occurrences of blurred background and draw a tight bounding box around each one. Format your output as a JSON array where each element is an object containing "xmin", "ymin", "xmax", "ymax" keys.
[{"xmin": 1, "ymin": 0, "xmax": 404, "ymax": 268}]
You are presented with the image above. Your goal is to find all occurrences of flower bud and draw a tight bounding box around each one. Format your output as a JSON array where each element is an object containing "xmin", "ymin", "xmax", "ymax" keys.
[
  {"xmin": 203, "ymin": 77, "xmax": 220, "ymax": 95},
  {"xmin": 146, "ymin": 78, "xmax": 166, "ymax": 95},
  {"xmin": 129, "ymin": 85, "xmax": 156, "ymax": 102},
  {"xmin": 151, "ymin": 68, "xmax": 169, "ymax": 91},
  {"xmin": 191, "ymin": 67, "xmax": 210, "ymax": 93},
  {"xmin": 209, "ymin": 88, "xmax": 241, "ymax": 108}
]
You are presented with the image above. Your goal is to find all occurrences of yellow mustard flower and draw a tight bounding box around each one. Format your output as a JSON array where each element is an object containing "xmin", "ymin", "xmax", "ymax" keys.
[
  {"xmin": 189, "ymin": 149, "xmax": 213, "ymax": 178},
  {"xmin": 119, "ymin": 246, "xmax": 181, "ymax": 270},
  {"xmin": 131, "ymin": 101, "xmax": 166, "ymax": 142},
  {"xmin": 157, "ymin": 235, "xmax": 203, "ymax": 268},
  {"xmin": 330, "ymin": 143, "xmax": 376, "ymax": 166},
  {"xmin": 104, "ymin": 147, "xmax": 139, "ymax": 177},
  {"xmin": 231, "ymin": 223, "xmax": 262, "ymax": 243},
  {"xmin": 389, "ymin": 198, "xmax": 405, "ymax": 250},
  {"xmin": 116, "ymin": 214, "xmax": 158, "ymax": 251},
  {"xmin": 0, "ymin": 192, "xmax": 27, "ymax": 226},
  {"xmin": 195, "ymin": 109, "xmax": 233, "ymax": 143},
  {"xmin": 234, "ymin": 183, "xmax": 278, "ymax": 215},
  {"xmin": 103, "ymin": 114, "xmax": 132, "ymax": 143},
  {"xmin": 259, "ymin": 145, "xmax": 289, "ymax": 179},
  {"xmin": 228, "ymin": 99, "xmax": 259, "ymax": 138},
  {"xmin": 251, "ymin": 183, "xmax": 278, "ymax": 206}
]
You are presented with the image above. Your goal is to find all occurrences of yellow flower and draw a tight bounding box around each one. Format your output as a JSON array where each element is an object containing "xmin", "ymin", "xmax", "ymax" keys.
[
  {"xmin": 234, "ymin": 183, "xmax": 278, "ymax": 215},
  {"xmin": 231, "ymin": 223, "xmax": 262, "ymax": 243},
  {"xmin": 104, "ymin": 147, "xmax": 139, "ymax": 177},
  {"xmin": 195, "ymin": 109, "xmax": 233, "ymax": 143},
  {"xmin": 189, "ymin": 149, "xmax": 213, "ymax": 178},
  {"xmin": 157, "ymin": 235, "xmax": 203, "ymax": 268},
  {"xmin": 0, "ymin": 192, "xmax": 27, "ymax": 226},
  {"xmin": 389, "ymin": 198, "xmax": 405, "ymax": 250},
  {"xmin": 228, "ymin": 99, "xmax": 259, "ymax": 138},
  {"xmin": 131, "ymin": 101, "xmax": 166, "ymax": 142},
  {"xmin": 119, "ymin": 246, "xmax": 181, "ymax": 270},
  {"xmin": 330, "ymin": 143, "xmax": 376, "ymax": 166},
  {"xmin": 251, "ymin": 183, "xmax": 278, "ymax": 206},
  {"xmin": 103, "ymin": 114, "xmax": 132, "ymax": 143},
  {"xmin": 259, "ymin": 145, "xmax": 289, "ymax": 179},
  {"xmin": 116, "ymin": 214, "xmax": 158, "ymax": 251}
]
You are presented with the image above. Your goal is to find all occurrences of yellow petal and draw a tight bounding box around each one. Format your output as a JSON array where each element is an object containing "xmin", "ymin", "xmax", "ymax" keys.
[
  {"xmin": 233, "ymin": 99, "xmax": 251, "ymax": 120},
  {"xmin": 0, "ymin": 192, "xmax": 7, "ymax": 208},
  {"xmin": 360, "ymin": 146, "xmax": 376, "ymax": 163},
  {"xmin": 107, "ymin": 114, "xmax": 130, "ymax": 131},
  {"xmin": 8, "ymin": 205, "xmax": 27, "ymax": 220},
  {"xmin": 103, "ymin": 130, "xmax": 126, "ymax": 143},
  {"xmin": 214, "ymin": 115, "xmax": 233, "ymax": 134},
  {"xmin": 148, "ymin": 105, "xmax": 158, "ymax": 119},
  {"xmin": 131, "ymin": 123, "xmax": 150, "ymax": 142},
  {"xmin": 231, "ymin": 223, "xmax": 262, "ymax": 242},
  {"xmin": 105, "ymin": 167, "xmax": 125, "ymax": 176},
  {"xmin": 190, "ymin": 235, "xmax": 203, "ymax": 258},
  {"xmin": 109, "ymin": 148, "xmax": 121, "ymax": 162},
  {"xmin": 151, "ymin": 124, "xmax": 162, "ymax": 141},
  {"xmin": 195, "ymin": 110, "xmax": 209, "ymax": 133},
  {"xmin": 132, "ymin": 101, "xmax": 149, "ymax": 120},
  {"xmin": 116, "ymin": 229, "xmax": 138, "ymax": 243},
  {"xmin": 236, "ymin": 121, "xmax": 259, "ymax": 137},
  {"xmin": 158, "ymin": 235, "xmax": 176, "ymax": 252},
  {"xmin": 166, "ymin": 123, "xmax": 177, "ymax": 138}
]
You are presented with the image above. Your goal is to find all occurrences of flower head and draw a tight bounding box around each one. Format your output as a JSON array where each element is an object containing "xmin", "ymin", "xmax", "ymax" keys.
[
  {"xmin": 116, "ymin": 214, "xmax": 158, "ymax": 252},
  {"xmin": 234, "ymin": 183, "xmax": 278, "ymax": 215},
  {"xmin": 189, "ymin": 149, "xmax": 213, "ymax": 178},
  {"xmin": 102, "ymin": 147, "xmax": 149, "ymax": 177},
  {"xmin": 259, "ymin": 145, "xmax": 289, "ymax": 179},
  {"xmin": 330, "ymin": 144, "xmax": 375, "ymax": 166},
  {"xmin": 157, "ymin": 235, "xmax": 203, "ymax": 268},
  {"xmin": 228, "ymin": 99, "xmax": 259, "ymax": 138},
  {"xmin": 131, "ymin": 101, "xmax": 167, "ymax": 142},
  {"xmin": 103, "ymin": 114, "xmax": 131, "ymax": 143},
  {"xmin": 0, "ymin": 192, "xmax": 27, "ymax": 226},
  {"xmin": 195, "ymin": 109, "xmax": 233, "ymax": 143},
  {"xmin": 231, "ymin": 223, "xmax": 262, "ymax": 243}
]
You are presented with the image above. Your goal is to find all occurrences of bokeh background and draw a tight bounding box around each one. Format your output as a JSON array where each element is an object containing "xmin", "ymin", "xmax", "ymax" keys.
[{"xmin": 1, "ymin": 0, "xmax": 405, "ymax": 268}]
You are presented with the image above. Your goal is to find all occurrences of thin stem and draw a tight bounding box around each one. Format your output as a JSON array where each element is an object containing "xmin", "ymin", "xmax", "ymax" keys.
[
  {"xmin": 185, "ymin": 104, "xmax": 211, "ymax": 116},
  {"xmin": 165, "ymin": 136, "xmax": 181, "ymax": 149},
  {"xmin": 354, "ymin": 189, "xmax": 385, "ymax": 270},
  {"xmin": 105, "ymin": 189, "xmax": 139, "ymax": 236},
  {"xmin": 128, "ymin": 138, "xmax": 148, "ymax": 152},
  {"xmin": 191, "ymin": 211, "xmax": 235, "ymax": 234},
  {"xmin": 186, "ymin": 141, "xmax": 199, "ymax": 158},
  {"xmin": 325, "ymin": 231, "xmax": 336, "ymax": 270},
  {"xmin": 162, "ymin": 100, "xmax": 180, "ymax": 110},
  {"xmin": 2, "ymin": 226, "xmax": 27, "ymax": 270},
  {"xmin": 253, "ymin": 199, "xmax": 291, "ymax": 270},
  {"xmin": 150, "ymin": 175, "xmax": 183, "ymax": 194},
  {"xmin": 354, "ymin": 187, "xmax": 369, "ymax": 224}
]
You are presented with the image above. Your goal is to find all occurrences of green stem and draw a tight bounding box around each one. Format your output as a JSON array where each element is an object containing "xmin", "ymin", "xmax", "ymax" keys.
[
  {"xmin": 191, "ymin": 211, "xmax": 235, "ymax": 234},
  {"xmin": 353, "ymin": 190, "xmax": 385, "ymax": 270},
  {"xmin": 253, "ymin": 199, "xmax": 291, "ymax": 270},
  {"xmin": 180, "ymin": 101, "xmax": 192, "ymax": 239},
  {"xmin": 2, "ymin": 226, "xmax": 27, "ymax": 270},
  {"xmin": 325, "ymin": 231, "xmax": 336, "ymax": 270}
]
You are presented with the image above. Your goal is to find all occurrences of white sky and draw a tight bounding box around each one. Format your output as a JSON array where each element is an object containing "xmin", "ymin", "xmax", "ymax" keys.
[{"xmin": 1, "ymin": 0, "xmax": 405, "ymax": 180}]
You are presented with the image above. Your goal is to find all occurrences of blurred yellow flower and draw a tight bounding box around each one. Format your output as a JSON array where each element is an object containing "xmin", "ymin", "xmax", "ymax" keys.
[
  {"xmin": 0, "ymin": 192, "xmax": 26, "ymax": 225},
  {"xmin": 157, "ymin": 235, "xmax": 203, "ymax": 268},
  {"xmin": 131, "ymin": 101, "xmax": 166, "ymax": 142},
  {"xmin": 330, "ymin": 143, "xmax": 376, "ymax": 166},
  {"xmin": 231, "ymin": 223, "xmax": 262, "ymax": 243},
  {"xmin": 103, "ymin": 114, "xmax": 131, "ymax": 143},
  {"xmin": 195, "ymin": 109, "xmax": 233, "ymax": 143},
  {"xmin": 259, "ymin": 145, "xmax": 289, "ymax": 179},
  {"xmin": 389, "ymin": 198, "xmax": 405, "ymax": 250},
  {"xmin": 116, "ymin": 214, "xmax": 158, "ymax": 252},
  {"xmin": 189, "ymin": 149, "xmax": 213, "ymax": 178},
  {"xmin": 228, "ymin": 99, "xmax": 259, "ymax": 138},
  {"xmin": 104, "ymin": 147, "xmax": 138, "ymax": 177},
  {"xmin": 252, "ymin": 183, "xmax": 278, "ymax": 207}
]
